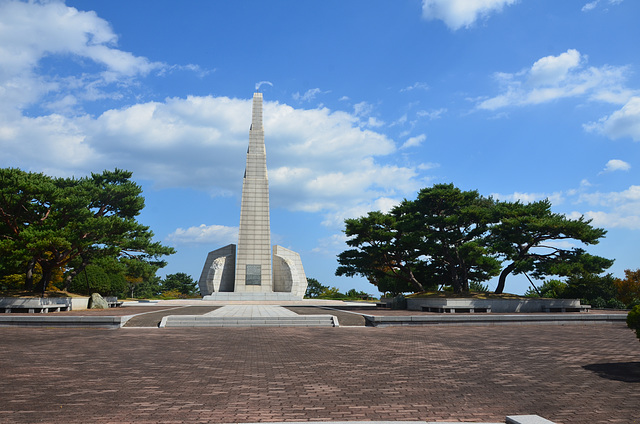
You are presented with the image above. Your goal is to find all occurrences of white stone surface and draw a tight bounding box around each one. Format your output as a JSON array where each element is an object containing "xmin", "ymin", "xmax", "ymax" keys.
[
  {"xmin": 200, "ymin": 92, "xmax": 308, "ymax": 299},
  {"xmin": 204, "ymin": 305, "xmax": 299, "ymax": 317},
  {"xmin": 273, "ymin": 245, "xmax": 307, "ymax": 299},
  {"xmin": 506, "ymin": 415, "xmax": 556, "ymax": 424},
  {"xmin": 235, "ymin": 92, "xmax": 273, "ymax": 292},
  {"xmin": 198, "ymin": 244, "xmax": 236, "ymax": 295},
  {"xmin": 201, "ymin": 292, "xmax": 303, "ymax": 301}
]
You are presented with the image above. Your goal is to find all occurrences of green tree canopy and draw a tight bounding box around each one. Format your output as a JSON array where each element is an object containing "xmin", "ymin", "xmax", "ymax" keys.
[
  {"xmin": 336, "ymin": 210, "xmax": 430, "ymax": 293},
  {"xmin": 489, "ymin": 199, "xmax": 611, "ymax": 294},
  {"xmin": 394, "ymin": 184, "xmax": 502, "ymax": 293},
  {"xmin": 337, "ymin": 184, "xmax": 501, "ymax": 294},
  {"xmin": 0, "ymin": 168, "xmax": 175, "ymax": 294},
  {"xmin": 336, "ymin": 183, "xmax": 612, "ymax": 296},
  {"xmin": 304, "ymin": 277, "xmax": 327, "ymax": 298},
  {"xmin": 161, "ymin": 272, "xmax": 198, "ymax": 295}
]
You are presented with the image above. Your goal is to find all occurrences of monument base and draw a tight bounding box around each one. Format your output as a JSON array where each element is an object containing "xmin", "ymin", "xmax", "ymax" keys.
[{"xmin": 202, "ymin": 292, "xmax": 303, "ymax": 301}]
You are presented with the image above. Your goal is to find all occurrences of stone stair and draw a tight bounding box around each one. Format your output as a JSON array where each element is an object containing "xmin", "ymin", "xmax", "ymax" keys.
[{"xmin": 160, "ymin": 314, "xmax": 338, "ymax": 327}]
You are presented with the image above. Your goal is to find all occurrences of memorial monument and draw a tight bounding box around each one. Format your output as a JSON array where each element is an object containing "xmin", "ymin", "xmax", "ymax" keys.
[{"xmin": 199, "ymin": 92, "xmax": 308, "ymax": 300}]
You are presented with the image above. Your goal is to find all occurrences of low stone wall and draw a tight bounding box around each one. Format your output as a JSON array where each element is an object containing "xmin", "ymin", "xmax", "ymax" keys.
[
  {"xmin": 0, "ymin": 297, "xmax": 72, "ymax": 313},
  {"xmin": 71, "ymin": 297, "xmax": 89, "ymax": 310},
  {"xmin": 202, "ymin": 292, "xmax": 303, "ymax": 301},
  {"xmin": 380, "ymin": 297, "xmax": 586, "ymax": 312}
]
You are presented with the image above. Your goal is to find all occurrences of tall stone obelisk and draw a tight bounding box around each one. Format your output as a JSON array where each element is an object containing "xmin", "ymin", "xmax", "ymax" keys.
[
  {"xmin": 234, "ymin": 92, "xmax": 273, "ymax": 292},
  {"xmin": 199, "ymin": 91, "xmax": 308, "ymax": 299}
]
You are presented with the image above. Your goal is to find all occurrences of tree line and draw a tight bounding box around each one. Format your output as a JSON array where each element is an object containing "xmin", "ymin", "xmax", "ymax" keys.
[
  {"xmin": 0, "ymin": 168, "xmax": 175, "ymax": 295},
  {"xmin": 336, "ymin": 183, "xmax": 613, "ymax": 296}
]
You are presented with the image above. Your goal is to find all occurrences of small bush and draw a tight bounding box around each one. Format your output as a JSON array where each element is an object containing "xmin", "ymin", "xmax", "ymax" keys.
[
  {"xmin": 627, "ymin": 298, "xmax": 640, "ymax": 309},
  {"xmin": 158, "ymin": 289, "xmax": 185, "ymax": 300},
  {"xmin": 469, "ymin": 281, "xmax": 489, "ymax": 292},
  {"xmin": 627, "ymin": 305, "xmax": 640, "ymax": 342},
  {"xmin": 606, "ymin": 298, "xmax": 627, "ymax": 309}
]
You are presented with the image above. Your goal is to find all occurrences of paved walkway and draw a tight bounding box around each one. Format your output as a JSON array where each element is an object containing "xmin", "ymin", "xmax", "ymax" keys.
[
  {"xmin": 205, "ymin": 305, "xmax": 299, "ymax": 317},
  {"xmin": 123, "ymin": 306, "xmax": 221, "ymax": 327},
  {"xmin": 0, "ymin": 323, "xmax": 637, "ymax": 423}
]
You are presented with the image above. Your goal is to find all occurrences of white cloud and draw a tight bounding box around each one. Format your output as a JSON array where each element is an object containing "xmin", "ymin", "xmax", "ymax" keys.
[
  {"xmin": 417, "ymin": 108, "xmax": 447, "ymax": 120},
  {"xmin": 582, "ymin": 0, "xmax": 624, "ymax": 12},
  {"xmin": 0, "ymin": 93, "xmax": 425, "ymax": 226},
  {"xmin": 366, "ymin": 117, "xmax": 385, "ymax": 128},
  {"xmin": 571, "ymin": 185, "xmax": 640, "ymax": 229},
  {"xmin": 569, "ymin": 210, "xmax": 640, "ymax": 230},
  {"xmin": 353, "ymin": 101, "xmax": 374, "ymax": 117},
  {"xmin": 421, "ymin": 0, "xmax": 519, "ymax": 31},
  {"xmin": 602, "ymin": 159, "xmax": 631, "ymax": 173},
  {"xmin": 0, "ymin": 0, "xmax": 165, "ymax": 115},
  {"xmin": 255, "ymin": 81, "xmax": 273, "ymax": 91},
  {"xmin": 418, "ymin": 162, "xmax": 440, "ymax": 171},
  {"xmin": 401, "ymin": 134, "xmax": 427, "ymax": 149},
  {"xmin": 491, "ymin": 191, "xmax": 565, "ymax": 205},
  {"xmin": 312, "ymin": 233, "xmax": 350, "ymax": 256},
  {"xmin": 578, "ymin": 185, "xmax": 640, "ymax": 206},
  {"xmin": 320, "ymin": 197, "xmax": 401, "ymax": 230},
  {"xmin": 0, "ymin": 0, "xmax": 431, "ymax": 241},
  {"xmin": 478, "ymin": 49, "xmax": 636, "ymax": 110},
  {"xmin": 292, "ymin": 88, "xmax": 323, "ymax": 102},
  {"xmin": 401, "ymin": 82, "xmax": 429, "ymax": 92},
  {"xmin": 493, "ymin": 185, "xmax": 640, "ymax": 232},
  {"xmin": 166, "ymin": 224, "xmax": 238, "ymax": 246},
  {"xmin": 584, "ymin": 97, "xmax": 640, "ymax": 141},
  {"xmin": 528, "ymin": 49, "xmax": 581, "ymax": 87}
]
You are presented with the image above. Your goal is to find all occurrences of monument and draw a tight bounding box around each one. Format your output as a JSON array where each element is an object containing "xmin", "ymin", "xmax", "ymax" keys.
[{"xmin": 199, "ymin": 92, "xmax": 308, "ymax": 300}]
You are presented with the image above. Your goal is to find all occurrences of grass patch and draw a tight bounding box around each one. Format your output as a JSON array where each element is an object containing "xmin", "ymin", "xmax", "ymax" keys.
[{"xmin": 0, "ymin": 289, "xmax": 87, "ymax": 298}]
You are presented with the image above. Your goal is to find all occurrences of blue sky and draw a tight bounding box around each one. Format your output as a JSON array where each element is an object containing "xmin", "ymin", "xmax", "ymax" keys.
[{"xmin": 1, "ymin": 0, "xmax": 639, "ymax": 295}]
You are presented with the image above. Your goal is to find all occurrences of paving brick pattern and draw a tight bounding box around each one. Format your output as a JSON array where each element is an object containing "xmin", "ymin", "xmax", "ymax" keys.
[
  {"xmin": 285, "ymin": 306, "xmax": 366, "ymax": 326},
  {"xmin": 124, "ymin": 306, "xmax": 221, "ymax": 327},
  {"xmin": 0, "ymin": 324, "xmax": 638, "ymax": 424}
]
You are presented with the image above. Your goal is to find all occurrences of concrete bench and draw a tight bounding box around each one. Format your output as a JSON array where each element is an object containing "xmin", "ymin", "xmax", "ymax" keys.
[
  {"xmin": 103, "ymin": 297, "xmax": 123, "ymax": 308},
  {"xmin": 421, "ymin": 305, "xmax": 491, "ymax": 313},
  {"xmin": 542, "ymin": 304, "xmax": 590, "ymax": 313},
  {"xmin": 507, "ymin": 415, "xmax": 556, "ymax": 424},
  {"xmin": 2, "ymin": 305, "xmax": 70, "ymax": 313},
  {"xmin": 1, "ymin": 298, "xmax": 72, "ymax": 313}
]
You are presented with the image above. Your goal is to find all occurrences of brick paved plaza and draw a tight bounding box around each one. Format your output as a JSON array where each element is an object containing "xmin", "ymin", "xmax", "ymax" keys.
[{"xmin": 0, "ymin": 322, "xmax": 638, "ymax": 424}]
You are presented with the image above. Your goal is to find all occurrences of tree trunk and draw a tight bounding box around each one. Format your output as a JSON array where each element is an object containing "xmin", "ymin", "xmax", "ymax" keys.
[
  {"xmin": 495, "ymin": 262, "xmax": 517, "ymax": 294},
  {"xmin": 407, "ymin": 271, "xmax": 424, "ymax": 293},
  {"xmin": 449, "ymin": 263, "xmax": 462, "ymax": 293},
  {"xmin": 63, "ymin": 260, "xmax": 89, "ymax": 291},
  {"xmin": 36, "ymin": 268, "xmax": 52, "ymax": 297},
  {"xmin": 24, "ymin": 258, "xmax": 36, "ymax": 291}
]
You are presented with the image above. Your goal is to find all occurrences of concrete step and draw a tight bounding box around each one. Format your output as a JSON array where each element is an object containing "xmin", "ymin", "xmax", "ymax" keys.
[{"xmin": 160, "ymin": 314, "xmax": 338, "ymax": 328}]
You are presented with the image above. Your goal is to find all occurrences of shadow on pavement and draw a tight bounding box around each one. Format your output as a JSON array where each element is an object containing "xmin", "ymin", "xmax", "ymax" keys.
[{"xmin": 583, "ymin": 361, "xmax": 640, "ymax": 383}]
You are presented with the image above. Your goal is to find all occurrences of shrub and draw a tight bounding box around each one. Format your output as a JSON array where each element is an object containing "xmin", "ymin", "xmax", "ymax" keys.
[
  {"xmin": 469, "ymin": 281, "xmax": 489, "ymax": 292},
  {"xmin": 590, "ymin": 297, "xmax": 607, "ymax": 309},
  {"xmin": 69, "ymin": 264, "xmax": 127, "ymax": 296},
  {"xmin": 318, "ymin": 286, "xmax": 347, "ymax": 299},
  {"xmin": 627, "ymin": 305, "xmax": 640, "ymax": 342},
  {"xmin": 524, "ymin": 279, "xmax": 567, "ymax": 298},
  {"xmin": 158, "ymin": 289, "xmax": 184, "ymax": 300},
  {"xmin": 606, "ymin": 298, "xmax": 627, "ymax": 310},
  {"xmin": 615, "ymin": 269, "xmax": 640, "ymax": 306}
]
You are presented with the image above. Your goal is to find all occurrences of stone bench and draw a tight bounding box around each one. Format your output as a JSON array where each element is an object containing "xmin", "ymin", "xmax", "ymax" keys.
[
  {"xmin": 0, "ymin": 298, "xmax": 71, "ymax": 313},
  {"xmin": 2, "ymin": 305, "xmax": 70, "ymax": 313},
  {"xmin": 541, "ymin": 304, "xmax": 590, "ymax": 313},
  {"xmin": 421, "ymin": 305, "xmax": 491, "ymax": 313},
  {"xmin": 103, "ymin": 296, "xmax": 123, "ymax": 308}
]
